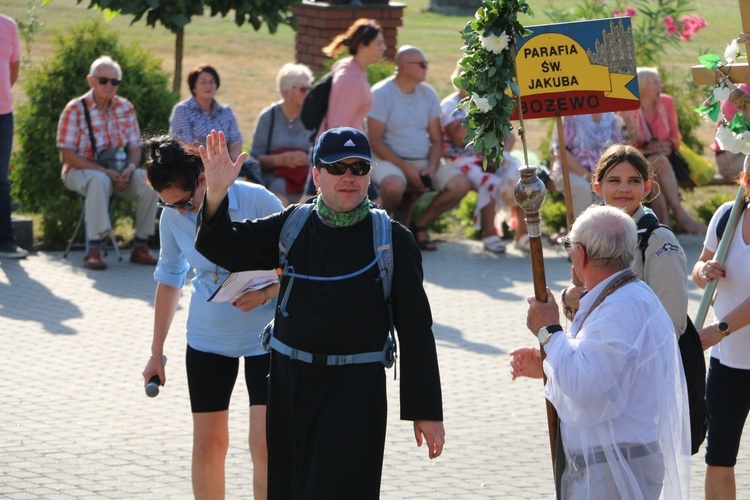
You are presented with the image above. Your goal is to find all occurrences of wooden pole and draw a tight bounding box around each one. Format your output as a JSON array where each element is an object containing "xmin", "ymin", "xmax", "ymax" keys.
[
  {"xmin": 553, "ymin": 116, "xmax": 584, "ymax": 287},
  {"xmin": 555, "ymin": 117, "xmax": 576, "ymax": 230}
]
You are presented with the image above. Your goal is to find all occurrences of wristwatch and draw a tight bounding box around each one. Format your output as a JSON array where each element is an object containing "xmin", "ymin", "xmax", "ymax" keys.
[
  {"xmin": 538, "ymin": 324, "xmax": 563, "ymax": 346},
  {"xmin": 718, "ymin": 321, "xmax": 731, "ymax": 337}
]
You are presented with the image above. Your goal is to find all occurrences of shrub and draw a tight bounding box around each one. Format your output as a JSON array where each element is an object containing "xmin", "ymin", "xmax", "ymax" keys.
[
  {"xmin": 10, "ymin": 19, "xmax": 177, "ymax": 249},
  {"xmin": 695, "ymin": 194, "xmax": 734, "ymax": 225},
  {"xmin": 540, "ymin": 190, "xmax": 568, "ymax": 234}
]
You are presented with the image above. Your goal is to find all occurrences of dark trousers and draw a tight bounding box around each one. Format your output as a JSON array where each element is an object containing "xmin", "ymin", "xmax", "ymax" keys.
[{"xmin": 0, "ymin": 112, "xmax": 14, "ymax": 245}]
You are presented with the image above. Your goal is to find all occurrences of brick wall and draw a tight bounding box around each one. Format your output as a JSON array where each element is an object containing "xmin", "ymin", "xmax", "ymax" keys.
[{"xmin": 291, "ymin": 1, "xmax": 405, "ymax": 73}]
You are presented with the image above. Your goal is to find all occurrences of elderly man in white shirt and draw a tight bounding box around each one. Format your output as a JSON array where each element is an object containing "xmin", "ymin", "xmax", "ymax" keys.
[{"xmin": 527, "ymin": 205, "xmax": 690, "ymax": 499}]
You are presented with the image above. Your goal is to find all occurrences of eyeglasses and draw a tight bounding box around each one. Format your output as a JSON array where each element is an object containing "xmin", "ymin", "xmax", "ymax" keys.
[
  {"xmin": 157, "ymin": 182, "xmax": 198, "ymax": 210},
  {"xmin": 561, "ymin": 237, "xmax": 575, "ymax": 254},
  {"xmin": 562, "ymin": 237, "xmax": 588, "ymax": 256},
  {"xmin": 96, "ymin": 77, "xmax": 121, "ymax": 86},
  {"xmin": 294, "ymin": 86, "xmax": 311, "ymax": 93},
  {"xmin": 407, "ymin": 61, "xmax": 429, "ymax": 69},
  {"xmin": 317, "ymin": 161, "xmax": 372, "ymax": 176}
]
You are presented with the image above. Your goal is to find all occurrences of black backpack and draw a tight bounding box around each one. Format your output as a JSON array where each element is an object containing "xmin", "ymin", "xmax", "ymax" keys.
[
  {"xmin": 300, "ymin": 72, "xmax": 333, "ymax": 136},
  {"xmin": 637, "ymin": 215, "xmax": 707, "ymax": 455}
]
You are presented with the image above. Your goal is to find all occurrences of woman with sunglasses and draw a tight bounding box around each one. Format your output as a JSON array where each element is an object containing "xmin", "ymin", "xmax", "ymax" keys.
[
  {"xmin": 511, "ymin": 144, "xmax": 688, "ymax": 377},
  {"xmin": 251, "ymin": 63, "xmax": 315, "ymax": 206},
  {"xmin": 141, "ymin": 135, "xmax": 283, "ymax": 499}
]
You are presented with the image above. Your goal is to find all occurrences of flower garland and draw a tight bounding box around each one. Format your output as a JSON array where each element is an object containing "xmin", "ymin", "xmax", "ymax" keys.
[
  {"xmin": 695, "ymin": 39, "xmax": 750, "ymax": 154},
  {"xmin": 456, "ymin": 0, "xmax": 532, "ymax": 167}
]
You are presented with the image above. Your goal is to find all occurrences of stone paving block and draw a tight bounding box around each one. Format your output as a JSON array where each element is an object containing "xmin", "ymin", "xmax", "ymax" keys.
[{"xmin": 0, "ymin": 238, "xmax": 747, "ymax": 498}]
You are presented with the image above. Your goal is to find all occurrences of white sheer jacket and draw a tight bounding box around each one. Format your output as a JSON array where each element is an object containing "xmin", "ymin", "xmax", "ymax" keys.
[{"xmin": 543, "ymin": 270, "xmax": 691, "ymax": 499}]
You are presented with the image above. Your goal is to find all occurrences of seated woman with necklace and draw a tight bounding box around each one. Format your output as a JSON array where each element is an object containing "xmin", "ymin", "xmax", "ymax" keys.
[{"xmin": 619, "ymin": 67, "xmax": 706, "ymax": 234}]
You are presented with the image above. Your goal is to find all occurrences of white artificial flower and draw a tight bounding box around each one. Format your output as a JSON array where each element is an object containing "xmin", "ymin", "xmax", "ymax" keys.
[
  {"xmin": 713, "ymin": 85, "xmax": 731, "ymax": 101},
  {"xmin": 725, "ymin": 39, "xmax": 740, "ymax": 63},
  {"xmin": 471, "ymin": 94, "xmax": 493, "ymax": 113},
  {"xmin": 716, "ymin": 124, "xmax": 739, "ymax": 153},
  {"xmin": 480, "ymin": 31, "xmax": 510, "ymax": 54},
  {"xmin": 736, "ymin": 130, "xmax": 750, "ymax": 155}
]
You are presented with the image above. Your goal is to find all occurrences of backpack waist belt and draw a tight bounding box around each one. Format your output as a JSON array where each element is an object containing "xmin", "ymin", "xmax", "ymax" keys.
[{"xmin": 266, "ymin": 331, "xmax": 395, "ymax": 367}]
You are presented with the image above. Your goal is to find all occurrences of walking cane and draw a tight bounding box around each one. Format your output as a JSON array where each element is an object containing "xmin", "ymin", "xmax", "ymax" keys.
[{"xmin": 694, "ymin": 154, "xmax": 749, "ymax": 328}]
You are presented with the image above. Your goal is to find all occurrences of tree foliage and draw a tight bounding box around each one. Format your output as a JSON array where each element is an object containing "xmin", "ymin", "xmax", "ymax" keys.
[
  {"xmin": 10, "ymin": 20, "xmax": 177, "ymax": 249},
  {"xmin": 69, "ymin": 0, "xmax": 300, "ymax": 90}
]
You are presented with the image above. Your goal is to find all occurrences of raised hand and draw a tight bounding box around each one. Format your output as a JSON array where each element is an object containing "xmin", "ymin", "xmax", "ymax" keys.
[{"xmin": 199, "ymin": 130, "xmax": 248, "ymax": 194}]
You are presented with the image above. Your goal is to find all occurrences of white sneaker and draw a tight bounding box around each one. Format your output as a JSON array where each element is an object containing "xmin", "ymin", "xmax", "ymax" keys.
[
  {"xmin": 0, "ymin": 243, "xmax": 29, "ymax": 259},
  {"xmin": 513, "ymin": 234, "xmax": 530, "ymax": 252},
  {"xmin": 482, "ymin": 235, "xmax": 506, "ymax": 253}
]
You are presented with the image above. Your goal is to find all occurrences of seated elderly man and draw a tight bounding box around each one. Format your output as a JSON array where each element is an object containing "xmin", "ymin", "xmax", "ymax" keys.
[
  {"xmin": 526, "ymin": 205, "xmax": 690, "ymax": 499},
  {"xmin": 367, "ymin": 45, "xmax": 470, "ymax": 251},
  {"xmin": 57, "ymin": 55, "xmax": 158, "ymax": 270}
]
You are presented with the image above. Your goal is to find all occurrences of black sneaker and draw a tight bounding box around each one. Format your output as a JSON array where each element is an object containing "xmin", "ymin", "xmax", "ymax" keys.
[{"xmin": 0, "ymin": 243, "xmax": 29, "ymax": 259}]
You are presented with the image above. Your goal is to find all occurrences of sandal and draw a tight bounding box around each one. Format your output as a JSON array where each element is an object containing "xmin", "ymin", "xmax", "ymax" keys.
[
  {"xmin": 410, "ymin": 221, "xmax": 437, "ymax": 251},
  {"xmin": 482, "ymin": 235, "xmax": 506, "ymax": 253}
]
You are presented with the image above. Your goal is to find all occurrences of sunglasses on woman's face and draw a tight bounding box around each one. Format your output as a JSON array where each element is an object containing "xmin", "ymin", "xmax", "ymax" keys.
[
  {"xmin": 157, "ymin": 182, "xmax": 198, "ymax": 210},
  {"xmin": 96, "ymin": 77, "xmax": 121, "ymax": 86},
  {"xmin": 317, "ymin": 161, "xmax": 372, "ymax": 176}
]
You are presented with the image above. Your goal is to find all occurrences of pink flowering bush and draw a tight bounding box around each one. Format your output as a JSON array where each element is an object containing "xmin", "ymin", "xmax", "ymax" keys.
[{"xmin": 545, "ymin": 0, "xmax": 706, "ymax": 66}]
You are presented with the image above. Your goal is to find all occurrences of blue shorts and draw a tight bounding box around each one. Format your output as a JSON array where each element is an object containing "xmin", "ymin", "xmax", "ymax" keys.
[
  {"xmin": 186, "ymin": 344, "xmax": 270, "ymax": 413},
  {"xmin": 705, "ymin": 356, "xmax": 750, "ymax": 466}
]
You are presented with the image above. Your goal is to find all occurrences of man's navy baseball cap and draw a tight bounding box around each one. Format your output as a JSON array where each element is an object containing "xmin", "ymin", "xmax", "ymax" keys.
[{"xmin": 313, "ymin": 127, "xmax": 372, "ymax": 164}]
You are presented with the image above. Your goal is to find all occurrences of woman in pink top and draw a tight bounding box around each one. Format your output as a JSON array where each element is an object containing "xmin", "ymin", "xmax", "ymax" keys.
[
  {"xmin": 319, "ymin": 19, "xmax": 386, "ymax": 137},
  {"xmin": 620, "ymin": 67, "xmax": 706, "ymax": 234},
  {"xmin": 303, "ymin": 19, "xmax": 386, "ymax": 201}
]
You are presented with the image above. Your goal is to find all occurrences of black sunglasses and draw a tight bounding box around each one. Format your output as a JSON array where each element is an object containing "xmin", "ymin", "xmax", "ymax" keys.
[
  {"xmin": 157, "ymin": 182, "xmax": 198, "ymax": 210},
  {"xmin": 317, "ymin": 161, "xmax": 372, "ymax": 176},
  {"xmin": 96, "ymin": 77, "xmax": 121, "ymax": 86},
  {"xmin": 407, "ymin": 61, "xmax": 429, "ymax": 69}
]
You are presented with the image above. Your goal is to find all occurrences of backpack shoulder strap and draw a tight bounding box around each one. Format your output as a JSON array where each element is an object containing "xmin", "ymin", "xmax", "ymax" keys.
[
  {"xmin": 279, "ymin": 204, "xmax": 314, "ymax": 262},
  {"xmin": 637, "ymin": 214, "xmax": 673, "ymax": 265},
  {"xmin": 370, "ymin": 205, "xmax": 397, "ymax": 373},
  {"xmin": 717, "ymin": 202, "xmax": 745, "ymax": 241},
  {"xmin": 277, "ymin": 203, "xmax": 315, "ymax": 317},
  {"xmin": 370, "ymin": 206, "xmax": 393, "ymax": 302}
]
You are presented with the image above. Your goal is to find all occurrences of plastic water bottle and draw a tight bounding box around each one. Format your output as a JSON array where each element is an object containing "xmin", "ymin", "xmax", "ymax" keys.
[{"xmin": 114, "ymin": 148, "xmax": 127, "ymax": 172}]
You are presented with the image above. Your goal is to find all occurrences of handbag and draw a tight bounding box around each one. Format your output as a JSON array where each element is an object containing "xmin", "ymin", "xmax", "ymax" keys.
[
  {"xmin": 265, "ymin": 105, "xmax": 310, "ymax": 195},
  {"xmin": 269, "ymin": 148, "xmax": 310, "ymax": 194},
  {"xmin": 667, "ymin": 148, "xmax": 694, "ymax": 188},
  {"xmin": 678, "ymin": 140, "xmax": 716, "ymax": 187},
  {"xmin": 80, "ymin": 99, "xmax": 127, "ymax": 172}
]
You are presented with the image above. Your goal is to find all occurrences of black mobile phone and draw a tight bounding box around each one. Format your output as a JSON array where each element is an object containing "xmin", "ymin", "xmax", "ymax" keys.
[{"xmin": 420, "ymin": 172, "xmax": 432, "ymax": 189}]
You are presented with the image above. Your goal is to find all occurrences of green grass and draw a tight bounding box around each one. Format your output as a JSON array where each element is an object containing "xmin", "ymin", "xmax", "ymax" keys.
[
  {"xmin": 5, "ymin": 0, "xmax": 743, "ymax": 238},
  {"xmin": 5, "ymin": 0, "xmax": 740, "ymax": 150}
]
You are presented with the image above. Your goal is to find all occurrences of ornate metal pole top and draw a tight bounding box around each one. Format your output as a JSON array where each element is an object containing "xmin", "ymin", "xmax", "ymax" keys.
[{"xmin": 514, "ymin": 166, "xmax": 547, "ymax": 216}]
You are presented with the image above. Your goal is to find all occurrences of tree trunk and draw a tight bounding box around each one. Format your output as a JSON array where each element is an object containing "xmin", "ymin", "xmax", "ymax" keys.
[{"xmin": 173, "ymin": 26, "xmax": 184, "ymax": 94}]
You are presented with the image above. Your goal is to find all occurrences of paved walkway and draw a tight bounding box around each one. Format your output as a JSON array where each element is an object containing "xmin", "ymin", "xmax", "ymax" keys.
[{"xmin": 1, "ymin": 233, "xmax": 747, "ymax": 498}]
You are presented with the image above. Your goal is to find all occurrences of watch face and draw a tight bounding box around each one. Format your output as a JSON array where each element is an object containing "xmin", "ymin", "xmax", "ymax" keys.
[
  {"xmin": 719, "ymin": 321, "xmax": 729, "ymax": 332},
  {"xmin": 538, "ymin": 327, "xmax": 550, "ymax": 344}
]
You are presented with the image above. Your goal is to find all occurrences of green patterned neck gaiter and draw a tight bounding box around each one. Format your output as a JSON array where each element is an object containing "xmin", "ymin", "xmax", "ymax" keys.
[{"xmin": 316, "ymin": 196, "xmax": 370, "ymax": 227}]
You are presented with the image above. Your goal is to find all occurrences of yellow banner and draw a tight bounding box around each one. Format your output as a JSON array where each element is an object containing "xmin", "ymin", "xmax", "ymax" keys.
[{"xmin": 517, "ymin": 33, "xmax": 637, "ymax": 101}]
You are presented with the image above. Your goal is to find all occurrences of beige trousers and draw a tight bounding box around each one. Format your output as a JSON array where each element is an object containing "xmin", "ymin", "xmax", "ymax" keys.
[{"xmin": 63, "ymin": 168, "xmax": 158, "ymax": 241}]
